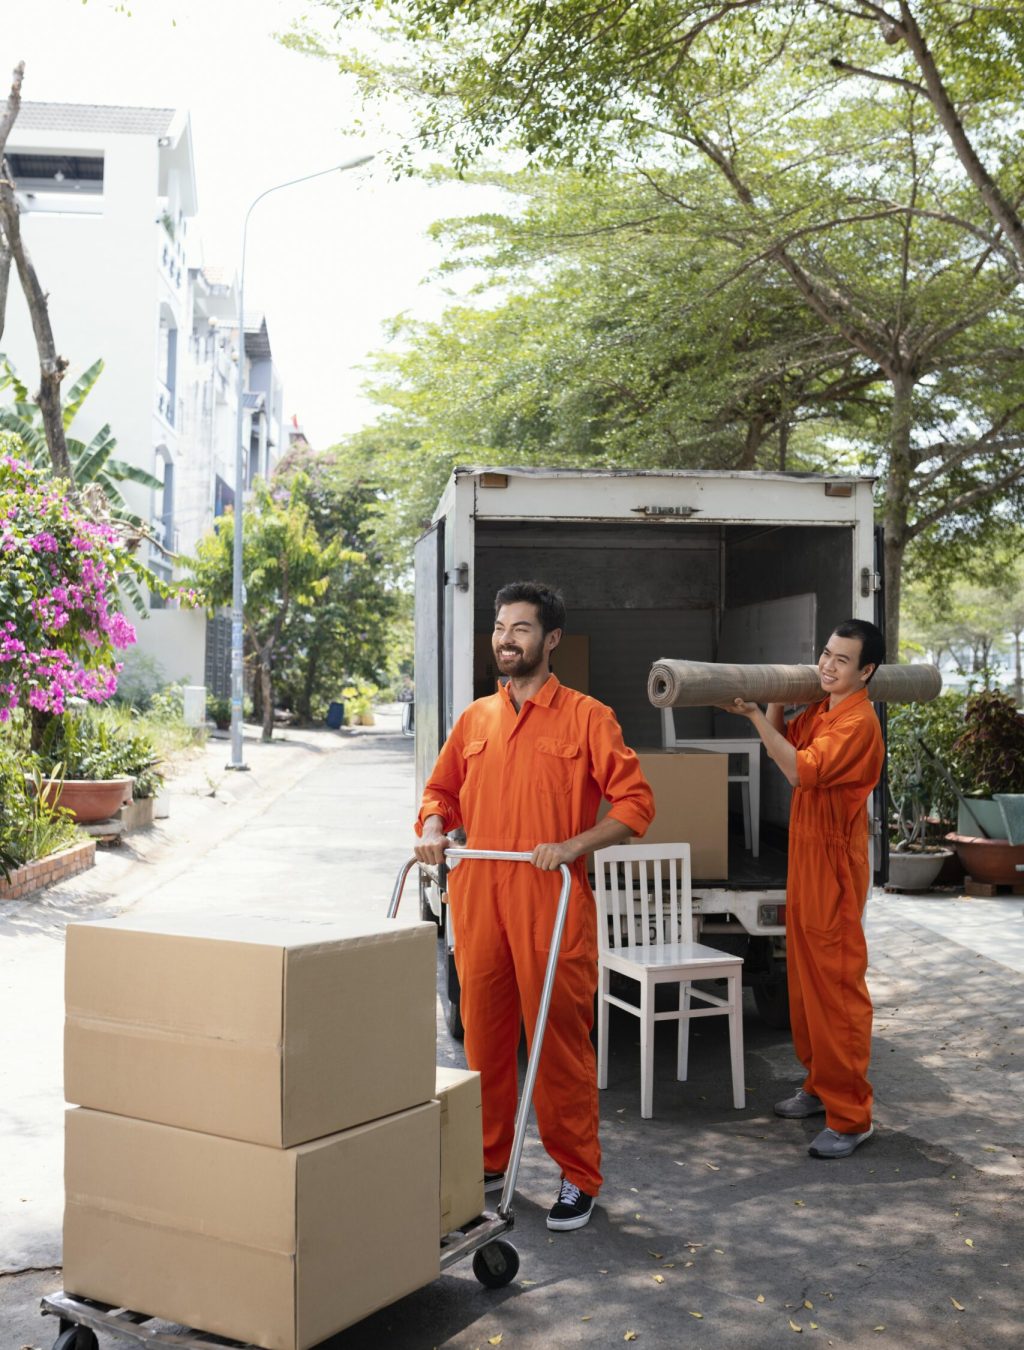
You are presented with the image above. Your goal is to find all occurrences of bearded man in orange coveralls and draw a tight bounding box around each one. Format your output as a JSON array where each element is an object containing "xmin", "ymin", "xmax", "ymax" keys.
[
  {"xmin": 414, "ymin": 581, "xmax": 654, "ymax": 1230},
  {"xmin": 721, "ymin": 618, "xmax": 886, "ymax": 1160}
]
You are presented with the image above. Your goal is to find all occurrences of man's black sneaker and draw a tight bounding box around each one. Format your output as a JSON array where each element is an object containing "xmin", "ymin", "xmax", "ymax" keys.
[
  {"xmin": 483, "ymin": 1171, "xmax": 505, "ymax": 1194},
  {"xmin": 546, "ymin": 1177, "xmax": 596, "ymax": 1231}
]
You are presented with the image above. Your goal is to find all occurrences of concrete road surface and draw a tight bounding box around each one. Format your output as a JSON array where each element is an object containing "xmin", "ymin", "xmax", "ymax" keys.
[{"xmin": 2, "ymin": 709, "xmax": 1021, "ymax": 1349}]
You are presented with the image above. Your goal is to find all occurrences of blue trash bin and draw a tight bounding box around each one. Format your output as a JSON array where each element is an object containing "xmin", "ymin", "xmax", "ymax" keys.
[{"xmin": 325, "ymin": 701, "xmax": 346, "ymax": 729}]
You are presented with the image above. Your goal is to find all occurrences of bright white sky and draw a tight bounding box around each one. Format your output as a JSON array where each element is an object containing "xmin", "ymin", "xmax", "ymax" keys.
[{"xmin": 3, "ymin": 0, "xmax": 501, "ymax": 448}]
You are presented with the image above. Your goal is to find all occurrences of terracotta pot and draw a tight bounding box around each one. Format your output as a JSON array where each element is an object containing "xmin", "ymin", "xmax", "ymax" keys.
[
  {"xmin": 887, "ymin": 848, "xmax": 953, "ymax": 891},
  {"xmin": 39, "ymin": 777, "xmax": 135, "ymax": 824},
  {"xmin": 944, "ymin": 832, "xmax": 1024, "ymax": 886}
]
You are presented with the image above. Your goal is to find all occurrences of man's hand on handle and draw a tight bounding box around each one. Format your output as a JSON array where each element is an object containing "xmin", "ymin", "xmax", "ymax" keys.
[
  {"xmin": 414, "ymin": 816, "xmax": 449, "ymax": 866},
  {"xmin": 531, "ymin": 841, "xmax": 578, "ymax": 871}
]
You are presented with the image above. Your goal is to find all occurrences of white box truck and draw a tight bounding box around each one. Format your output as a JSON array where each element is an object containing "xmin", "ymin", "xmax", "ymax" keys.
[{"xmin": 414, "ymin": 466, "xmax": 885, "ymax": 1033}]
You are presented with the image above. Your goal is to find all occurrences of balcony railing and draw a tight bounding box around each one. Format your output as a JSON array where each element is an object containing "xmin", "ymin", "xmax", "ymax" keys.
[{"xmin": 156, "ymin": 378, "xmax": 176, "ymax": 428}]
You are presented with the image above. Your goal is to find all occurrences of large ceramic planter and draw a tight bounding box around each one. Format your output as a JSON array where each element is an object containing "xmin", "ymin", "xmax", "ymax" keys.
[
  {"xmin": 945, "ymin": 833, "xmax": 1024, "ymax": 886},
  {"xmin": 887, "ymin": 848, "xmax": 953, "ymax": 891},
  {"xmin": 39, "ymin": 777, "xmax": 134, "ymax": 825}
]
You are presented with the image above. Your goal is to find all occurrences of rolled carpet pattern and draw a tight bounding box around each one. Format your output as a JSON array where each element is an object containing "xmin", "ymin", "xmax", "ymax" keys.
[{"xmin": 647, "ymin": 660, "xmax": 942, "ymax": 708}]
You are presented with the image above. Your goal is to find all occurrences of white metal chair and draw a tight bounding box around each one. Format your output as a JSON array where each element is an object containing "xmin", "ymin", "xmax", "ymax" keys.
[{"xmin": 594, "ymin": 842, "xmax": 745, "ymax": 1119}]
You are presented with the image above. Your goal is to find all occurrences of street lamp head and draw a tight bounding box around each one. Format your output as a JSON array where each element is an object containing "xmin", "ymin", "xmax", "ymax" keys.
[{"xmin": 336, "ymin": 153, "xmax": 375, "ymax": 172}]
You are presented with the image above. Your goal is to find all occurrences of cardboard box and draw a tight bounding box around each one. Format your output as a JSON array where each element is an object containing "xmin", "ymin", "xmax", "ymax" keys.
[
  {"xmin": 65, "ymin": 912, "xmax": 437, "ymax": 1146},
  {"xmin": 435, "ymin": 1066, "xmax": 484, "ymax": 1235},
  {"xmin": 631, "ymin": 751, "xmax": 729, "ymax": 880},
  {"xmin": 473, "ymin": 632, "xmax": 590, "ymax": 697},
  {"xmin": 64, "ymin": 1103, "xmax": 441, "ymax": 1350}
]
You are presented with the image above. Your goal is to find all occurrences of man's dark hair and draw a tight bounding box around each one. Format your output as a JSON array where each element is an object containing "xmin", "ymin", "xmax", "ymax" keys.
[
  {"xmin": 494, "ymin": 580, "xmax": 566, "ymax": 635},
  {"xmin": 832, "ymin": 618, "xmax": 885, "ymax": 680}
]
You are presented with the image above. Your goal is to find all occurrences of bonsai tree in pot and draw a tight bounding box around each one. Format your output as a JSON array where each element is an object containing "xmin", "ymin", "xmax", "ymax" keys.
[{"xmin": 886, "ymin": 704, "xmax": 954, "ymax": 891}]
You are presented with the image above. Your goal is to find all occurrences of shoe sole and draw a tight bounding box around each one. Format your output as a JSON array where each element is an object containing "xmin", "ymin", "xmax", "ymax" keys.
[
  {"xmin": 483, "ymin": 1175, "xmax": 505, "ymax": 1194},
  {"xmin": 809, "ymin": 1125, "xmax": 874, "ymax": 1159},
  {"xmin": 547, "ymin": 1202, "xmax": 596, "ymax": 1232}
]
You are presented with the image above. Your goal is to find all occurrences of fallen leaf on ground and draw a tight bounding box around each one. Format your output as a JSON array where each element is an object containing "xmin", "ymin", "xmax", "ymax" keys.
[
  {"xmin": 653, "ymin": 1275, "xmax": 665, "ymax": 1284},
  {"xmin": 794, "ymin": 1200, "xmax": 806, "ymax": 1207},
  {"xmin": 689, "ymin": 1311, "xmax": 703, "ymax": 1319},
  {"xmin": 789, "ymin": 1319, "xmax": 803, "ymax": 1333},
  {"xmin": 647, "ymin": 1250, "xmax": 662, "ymax": 1259},
  {"xmin": 810, "ymin": 1323, "xmax": 819, "ymax": 1330},
  {"xmin": 715, "ymin": 1248, "xmax": 725, "ymax": 1254},
  {"xmin": 951, "ymin": 1298, "xmax": 965, "ymax": 1311},
  {"xmin": 704, "ymin": 1162, "xmax": 721, "ymax": 1171},
  {"xmin": 624, "ymin": 1332, "xmax": 638, "ymax": 1342},
  {"xmin": 804, "ymin": 1300, "xmax": 814, "ymax": 1310},
  {"xmin": 674, "ymin": 1160, "xmax": 685, "ymax": 1166},
  {"xmin": 663, "ymin": 1262, "xmax": 675, "ymax": 1268},
  {"xmin": 965, "ymin": 1239, "xmax": 975, "ymax": 1248},
  {"xmin": 581, "ymin": 1315, "xmax": 592, "ymax": 1322},
  {"xmin": 756, "ymin": 1294, "xmax": 766, "ymax": 1304},
  {"xmin": 631, "ymin": 1187, "xmax": 639, "ymax": 1193},
  {"xmin": 685, "ymin": 1261, "xmax": 695, "ymax": 1268},
  {"xmin": 488, "ymin": 1337, "xmax": 503, "ymax": 1346},
  {"xmin": 519, "ymin": 1280, "xmax": 537, "ymax": 1288},
  {"xmin": 873, "ymin": 1327, "xmax": 886, "ymax": 1333}
]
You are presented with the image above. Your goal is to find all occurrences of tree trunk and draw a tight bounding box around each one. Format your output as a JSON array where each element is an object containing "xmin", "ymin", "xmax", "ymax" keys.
[
  {"xmin": 1014, "ymin": 627, "xmax": 1023, "ymax": 708},
  {"xmin": 882, "ymin": 372, "xmax": 916, "ymax": 661},
  {"xmin": 300, "ymin": 644, "xmax": 320, "ymax": 724},
  {"xmin": 0, "ymin": 171, "xmax": 73, "ymax": 479},
  {"xmin": 260, "ymin": 646, "xmax": 275, "ymax": 742},
  {"xmin": 0, "ymin": 231, "xmax": 11, "ymax": 343}
]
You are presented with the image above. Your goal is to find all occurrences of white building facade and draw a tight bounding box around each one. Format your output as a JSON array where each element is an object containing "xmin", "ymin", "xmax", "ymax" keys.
[{"xmin": 2, "ymin": 102, "xmax": 286, "ymax": 695}]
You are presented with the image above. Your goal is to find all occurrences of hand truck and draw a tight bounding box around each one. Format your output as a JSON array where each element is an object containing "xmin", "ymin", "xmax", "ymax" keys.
[{"xmin": 42, "ymin": 848, "xmax": 573, "ymax": 1348}]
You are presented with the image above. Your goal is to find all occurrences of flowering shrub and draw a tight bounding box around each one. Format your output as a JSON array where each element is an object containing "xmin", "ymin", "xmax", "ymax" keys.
[{"xmin": 0, "ymin": 442, "xmax": 145, "ymax": 722}]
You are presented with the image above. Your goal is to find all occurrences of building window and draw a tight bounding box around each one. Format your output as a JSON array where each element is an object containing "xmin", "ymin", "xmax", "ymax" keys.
[{"xmin": 9, "ymin": 153, "xmax": 104, "ymax": 214}]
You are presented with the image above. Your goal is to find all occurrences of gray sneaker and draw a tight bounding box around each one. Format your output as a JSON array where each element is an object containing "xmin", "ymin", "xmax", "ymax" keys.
[
  {"xmin": 808, "ymin": 1124, "xmax": 874, "ymax": 1159},
  {"xmin": 774, "ymin": 1088, "xmax": 825, "ymax": 1119}
]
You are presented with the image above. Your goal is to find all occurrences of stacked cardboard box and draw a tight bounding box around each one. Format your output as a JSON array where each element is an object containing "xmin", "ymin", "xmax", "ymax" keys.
[{"xmin": 62, "ymin": 911, "xmax": 451, "ymax": 1350}]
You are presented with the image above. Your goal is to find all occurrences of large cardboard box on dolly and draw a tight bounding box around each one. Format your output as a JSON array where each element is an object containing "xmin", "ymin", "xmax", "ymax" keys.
[
  {"xmin": 436, "ymin": 1066, "xmax": 484, "ymax": 1235},
  {"xmin": 64, "ymin": 1103, "xmax": 441, "ymax": 1350},
  {"xmin": 64, "ymin": 912, "xmax": 437, "ymax": 1146}
]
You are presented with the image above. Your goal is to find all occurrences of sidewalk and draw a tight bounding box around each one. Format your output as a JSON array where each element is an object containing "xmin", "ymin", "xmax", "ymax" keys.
[{"xmin": 3, "ymin": 715, "xmax": 1022, "ymax": 1349}]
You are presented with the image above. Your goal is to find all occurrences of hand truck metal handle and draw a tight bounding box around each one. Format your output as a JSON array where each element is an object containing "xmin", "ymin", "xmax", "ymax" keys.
[{"xmin": 390, "ymin": 847, "xmax": 573, "ymax": 1223}]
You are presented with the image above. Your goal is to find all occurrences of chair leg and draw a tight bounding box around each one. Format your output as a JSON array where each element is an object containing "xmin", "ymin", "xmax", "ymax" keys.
[
  {"xmin": 728, "ymin": 972, "xmax": 746, "ymax": 1109},
  {"xmin": 676, "ymin": 982, "xmax": 690, "ymax": 1082},
  {"xmin": 640, "ymin": 977, "xmax": 654, "ymax": 1119},
  {"xmin": 597, "ymin": 963, "xmax": 610, "ymax": 1090}
]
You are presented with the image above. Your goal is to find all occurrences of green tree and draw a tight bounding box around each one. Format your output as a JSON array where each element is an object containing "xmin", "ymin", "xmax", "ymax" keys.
[
  {"xmin": 297, "ymin": 0, "xmax": 1024, "ymax": 658},
  {"xmin": 190, "ymin": 475, "xmax": 356, "ymax": 742},
  {"xmin": 271, "ymin": 444, "xmax": 399, "ymax": 721}
]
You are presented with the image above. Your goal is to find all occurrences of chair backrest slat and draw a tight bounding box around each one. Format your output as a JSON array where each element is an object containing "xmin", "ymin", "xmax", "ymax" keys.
[{"xmin": 594, "ymin": 842, "xmax": 693, "ymax": 953}]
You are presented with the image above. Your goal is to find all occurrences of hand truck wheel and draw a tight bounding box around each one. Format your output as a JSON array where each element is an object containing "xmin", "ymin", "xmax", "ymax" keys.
[
  {"xmin": 53, "ymin": 1328, "xmax": 99, "ymax": 1350},
  {"xmin": 472, "ymin": 1238, "xmax": 520, "ymax": 1288}
]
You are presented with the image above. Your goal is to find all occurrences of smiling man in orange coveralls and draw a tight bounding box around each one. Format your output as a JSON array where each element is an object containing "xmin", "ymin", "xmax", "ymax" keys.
[
  {"xmin": 721, "ymin": 619, "xmax": 885, "ymax": 1160},
  {"xmin": 414, "ymin": 581, "xmax": 654, "ymax": 1230}
]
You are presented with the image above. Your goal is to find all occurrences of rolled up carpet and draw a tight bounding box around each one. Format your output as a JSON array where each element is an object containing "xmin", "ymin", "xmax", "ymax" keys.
[{"xmin": 647, "ymin": 660, "xmax": 942, "ymax": 708}]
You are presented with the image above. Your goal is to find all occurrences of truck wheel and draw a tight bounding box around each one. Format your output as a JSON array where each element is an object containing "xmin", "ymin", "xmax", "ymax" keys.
[
  {"xmin": 753, "ymin": 971, "xmax": 791, "ymax": 1029},
  {"xmin": 419, "ymin": 872, "xmax": 441, "ymax": 931},
  {"xmin": 445, "ymin": 948, "xmax": 465, "ymax": 1040}
]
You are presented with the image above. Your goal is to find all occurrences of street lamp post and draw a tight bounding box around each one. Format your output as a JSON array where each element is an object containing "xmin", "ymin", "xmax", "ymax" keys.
[{"xmin": 227, "ymin": 154, "xmax": 374, "ymax": 770}]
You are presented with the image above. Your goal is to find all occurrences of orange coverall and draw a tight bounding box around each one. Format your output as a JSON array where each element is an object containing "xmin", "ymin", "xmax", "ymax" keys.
[
  {"xmin": 417, "ymin": 674, "xmax": 654, "ymax": 1195},
  {"xmin": 784, "ymin": 687, "xmax": 885, "ymax": 1134}
]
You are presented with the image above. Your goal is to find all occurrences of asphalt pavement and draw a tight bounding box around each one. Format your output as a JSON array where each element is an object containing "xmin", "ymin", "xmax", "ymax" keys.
[{"xmin": 2, "ymin": 709, "xmax": 1022, "ymax": 1350}]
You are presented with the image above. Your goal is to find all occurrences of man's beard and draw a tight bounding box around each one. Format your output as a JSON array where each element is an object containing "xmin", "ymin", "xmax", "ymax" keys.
[{"xmin": 494, "ymin": 640, "xmax": 546, "ymax": 679}]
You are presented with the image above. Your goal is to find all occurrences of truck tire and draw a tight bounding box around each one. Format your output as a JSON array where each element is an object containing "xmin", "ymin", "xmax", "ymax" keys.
[
  {"xmin": 753, "ymin": 970, "xmax": 791, "ymax": 1030},
  {"xmin": 419, "ymin": 871, "xmax": 442, "ymax": 931},
  {"xmin": 445, "ymin": 947, "xmax": 464, "ymax": 1041}
]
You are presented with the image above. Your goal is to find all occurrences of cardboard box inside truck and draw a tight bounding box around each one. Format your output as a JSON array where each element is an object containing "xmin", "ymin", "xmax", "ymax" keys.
[
  {"xmin": 599, "ymin": 751, "xmax": 728, "ymax": 879},
  {"xmin": 65, "ymin": 912, "xmax": 437, "ymax": 1146},
  {"xmin": 64, "ymin": 1103, "xmax": 441, "ymax": 1350},
  {"xmin": 436, "ymin": 1065, "xmax": 484, "ymax": 1235}
]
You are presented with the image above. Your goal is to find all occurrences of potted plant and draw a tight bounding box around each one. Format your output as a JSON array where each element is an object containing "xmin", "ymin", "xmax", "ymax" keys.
[
  {"xmin": 206, "ymin": 694, "xmax": 232, "ymax": 732},
  {"xmin": 886, "ymin": 707, "xmax": 954, "ymax": 891},
  {"xmin": 32, "ymin": 712, "xmax": 161, "ymax": 824},
  {"xmin": 942, "ymin": 690, "xmax": 1024, "ymax": 883},
  {"xmin": 341, "ymin": 681, "xmax": 378, "ymax": 727}
]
